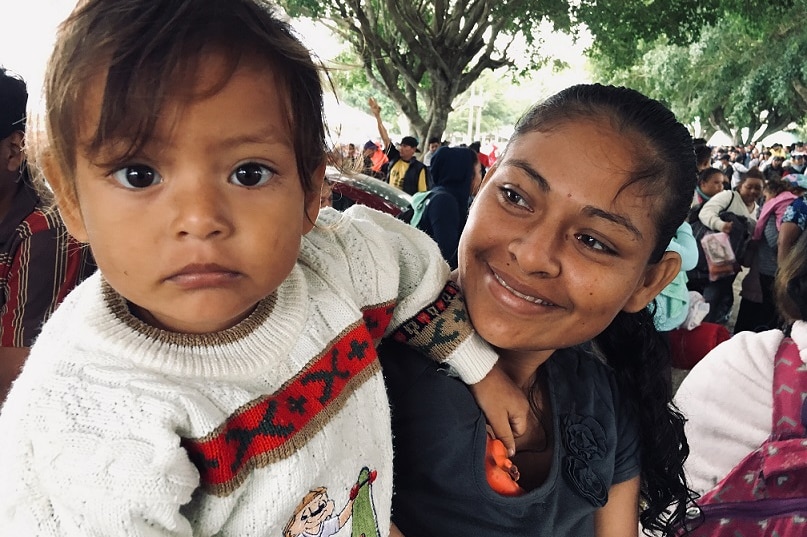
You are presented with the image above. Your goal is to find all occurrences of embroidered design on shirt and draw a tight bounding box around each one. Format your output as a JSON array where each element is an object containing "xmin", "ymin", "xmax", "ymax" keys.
[
  {"xmin": 182, "ymin": 306, "xmax": 392, "ymax": 496},
  {"xmin": 561, "ymin": 413, "xmax": 608, "ymax": 507}
]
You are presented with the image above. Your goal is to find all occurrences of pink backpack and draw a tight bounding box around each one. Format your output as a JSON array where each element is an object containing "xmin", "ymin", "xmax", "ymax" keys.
[{"xmin": 676, "ymin": 337, "xmax": 807, "ymax": 536}]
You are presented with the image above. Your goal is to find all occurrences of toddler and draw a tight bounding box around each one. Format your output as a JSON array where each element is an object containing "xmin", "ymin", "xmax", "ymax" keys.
[{"xmin": 0, "ymin": 1, "xmax": 521, "ymax": 535}]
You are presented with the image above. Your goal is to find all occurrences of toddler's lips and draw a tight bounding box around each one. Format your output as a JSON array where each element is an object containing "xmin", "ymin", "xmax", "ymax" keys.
[{"xmin": 166, "ymin": 263, "xmax": 241, "ymax": 288}]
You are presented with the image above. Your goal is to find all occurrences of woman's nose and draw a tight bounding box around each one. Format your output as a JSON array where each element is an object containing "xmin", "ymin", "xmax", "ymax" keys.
[{"xmin": 507, "ymin": 227, "xmax": 562, "ymax": 278}]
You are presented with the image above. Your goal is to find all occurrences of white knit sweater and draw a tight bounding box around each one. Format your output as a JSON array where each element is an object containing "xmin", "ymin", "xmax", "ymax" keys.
[
  {"xmin": 674, "ymin": 321, "xmax": 807, "ymax": 496},
  {"xmin": 0, "ymin": 206, "xmax": 496, "ymax": 536}
]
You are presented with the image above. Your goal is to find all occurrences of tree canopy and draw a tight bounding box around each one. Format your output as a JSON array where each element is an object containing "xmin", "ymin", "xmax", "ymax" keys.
[
  {"xmin": 279, "ymin": 0, "xmax": 712, "ymax": 146},
  {"xmin": 593, "ymin": 1, "xmax": 806, "ymax": 144}
]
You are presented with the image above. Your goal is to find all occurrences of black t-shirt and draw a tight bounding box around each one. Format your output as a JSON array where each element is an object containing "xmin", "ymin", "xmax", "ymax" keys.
[{"xmin": 379, "ymin": 341, "xmax": 640, "ymax": 537}]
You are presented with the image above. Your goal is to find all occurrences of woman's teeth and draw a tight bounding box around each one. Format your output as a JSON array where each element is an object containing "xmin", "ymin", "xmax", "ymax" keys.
[{"xmin": 493, "ymin": 272, "xmax": 554, "ymax": 305}]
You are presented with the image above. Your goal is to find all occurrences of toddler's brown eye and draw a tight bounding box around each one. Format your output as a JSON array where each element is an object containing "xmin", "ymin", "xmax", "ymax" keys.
[
  {"xmin": 111, "ymin": 165, "xmax": 161, "ymax": 189},
  {"xmin": 230, "ymin": 163, "xmax": 274, "ymax": 187}
]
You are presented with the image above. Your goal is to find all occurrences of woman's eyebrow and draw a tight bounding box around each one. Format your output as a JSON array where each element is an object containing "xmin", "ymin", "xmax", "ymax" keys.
[
  {"xmin": 507, "ymin": 159, "xmax": 550, "ymax": 193},
  {"xmin": 505, "ymin": 158, "xmax": 643, "ymax": 240},
  {"xmin": 582, "ymin": 206, "xmax": 643, "ymax": 240}
]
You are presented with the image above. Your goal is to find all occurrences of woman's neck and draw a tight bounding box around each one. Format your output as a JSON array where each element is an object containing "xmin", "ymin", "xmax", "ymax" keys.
[{"xmin": 495, "ymin": 347, "xmax": 555, "ymax": 392}]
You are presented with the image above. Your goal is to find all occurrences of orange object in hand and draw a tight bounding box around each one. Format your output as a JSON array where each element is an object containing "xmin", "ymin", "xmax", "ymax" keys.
[{"xmin": 485, "ymin": 437, "xmax": 526, "ymax": 497}]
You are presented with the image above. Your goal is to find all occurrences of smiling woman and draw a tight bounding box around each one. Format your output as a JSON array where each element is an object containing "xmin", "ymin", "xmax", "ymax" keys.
[{"xmin": 380, "ymin": 84, "xmax": 698, "ymax": 537}]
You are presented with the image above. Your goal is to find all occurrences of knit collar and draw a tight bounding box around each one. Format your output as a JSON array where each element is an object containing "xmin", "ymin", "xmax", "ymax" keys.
[{"xmin": 77, "ymin": 268, "xmax": 309, "ymax": 379}]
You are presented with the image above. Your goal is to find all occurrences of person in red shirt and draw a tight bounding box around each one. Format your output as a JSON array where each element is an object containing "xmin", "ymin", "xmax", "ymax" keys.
[{"xmin": 0, "ymin": 67, "xmax": 94, "ymax": 402}]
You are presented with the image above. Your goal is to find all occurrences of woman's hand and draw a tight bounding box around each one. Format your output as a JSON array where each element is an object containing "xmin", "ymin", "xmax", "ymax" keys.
[
  {"xmin": 721, "ymin": 221, "xmax": 733, "ymax": 233},
  {"xmin": 469, "ymin": 363, "xmax": 530, "ymax": 457}
]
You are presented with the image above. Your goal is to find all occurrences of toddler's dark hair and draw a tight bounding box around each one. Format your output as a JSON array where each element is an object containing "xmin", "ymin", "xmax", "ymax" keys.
[{"xmin": 34, "ymin": 0, "xmax": 326, "ymax": 198}]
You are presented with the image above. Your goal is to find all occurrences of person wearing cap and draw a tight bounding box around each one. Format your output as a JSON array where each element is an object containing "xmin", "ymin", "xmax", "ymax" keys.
[
  {"xmin": 0, "ymin": 67, "xmax": 94, "ymax": 403},
  {"xmin": 784, "ymin": 152, "xmax": 806, "ymax": 176},
  {"xmin": 368, "ymin": 97, "xmax": 428, "ymax": 195},
  {"xmin": 361, "ymin": 139, "xmax": 387, "ymax": 179}
]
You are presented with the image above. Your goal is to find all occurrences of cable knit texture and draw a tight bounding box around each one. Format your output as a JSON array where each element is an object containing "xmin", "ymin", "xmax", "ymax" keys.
[{"xmin": 0, "ymin": 205, "xmax": 496, "ymax": 536}]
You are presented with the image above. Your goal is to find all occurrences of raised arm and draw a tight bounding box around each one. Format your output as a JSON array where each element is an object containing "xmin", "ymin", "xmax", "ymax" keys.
[{"xmin": 368, "ymin": 97, "xmax": 392, "ymax": 150}]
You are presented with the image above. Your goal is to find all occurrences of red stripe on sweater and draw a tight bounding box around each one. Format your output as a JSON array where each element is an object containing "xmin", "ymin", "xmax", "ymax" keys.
[{"xmin": 182, "ymin": 305, "xmax": 393, "ymax": 495}]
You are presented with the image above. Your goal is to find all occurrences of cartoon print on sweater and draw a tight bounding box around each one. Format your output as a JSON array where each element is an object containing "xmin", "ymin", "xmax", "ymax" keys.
[{"xmin": 283, "ymin": 467, "xmax": 379, "ymax": 537}]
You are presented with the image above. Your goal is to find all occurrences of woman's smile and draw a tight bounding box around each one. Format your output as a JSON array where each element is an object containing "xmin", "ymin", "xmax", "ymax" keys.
[{"xmin": 491, "ymin": 269, "xmax": 557, "ymax": 307}]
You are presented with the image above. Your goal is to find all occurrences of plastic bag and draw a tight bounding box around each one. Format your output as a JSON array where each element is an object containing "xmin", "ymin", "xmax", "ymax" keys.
[
  {"xmin": 700, "ymin": 232, "xmax": 737, "ymax": 281},
  {"xmin": 683, "ymin": 291, "xmax": 710, "ymax": 330}
]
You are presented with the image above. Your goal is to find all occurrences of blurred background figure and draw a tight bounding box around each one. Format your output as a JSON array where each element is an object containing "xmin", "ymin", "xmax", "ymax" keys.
[
  {"xmin": 734, "ymin": 177, "xmax": 797, "ymax": 333},
  {"xmin": 0, "ymin": 67, "xmax": 94, "ymax": 403},
  {"xmin": 361, "ymin": 139, "xmax": 387, "ymax": 179},
  {"xmin": 422, "ymin": 137, "xmax": 441, "ymax": 167},
  {"xmin": 414, "ymin": 146, "xmax": 479, "ymax": 269}
]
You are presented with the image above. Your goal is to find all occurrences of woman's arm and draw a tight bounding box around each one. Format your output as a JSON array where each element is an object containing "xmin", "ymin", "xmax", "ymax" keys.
[
  {"xmin": 778, "ymin": 221, "xmax": 802, "ymax": 264},
  {"xmin": 698, "ymin": 191, "xmax": 733, "ymax": 232},
  {"xmin": 594, "ymin": 476, "xmax": 640, "ymax": 537}
]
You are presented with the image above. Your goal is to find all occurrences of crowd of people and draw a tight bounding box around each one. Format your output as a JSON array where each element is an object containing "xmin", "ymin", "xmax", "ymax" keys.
[
  {"xmin": 1, "ymin": 0, "xmax": 806, "ymax": 536},
  {"xmin": 686, "ymin": 138, "xmax": 807, "ymax": 336}
]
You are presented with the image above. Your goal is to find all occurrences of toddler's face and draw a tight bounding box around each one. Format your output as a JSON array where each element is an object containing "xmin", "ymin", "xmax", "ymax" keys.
[{"xmin": 54, "ymin": 55, "xmax": 322, "ymax": 333}]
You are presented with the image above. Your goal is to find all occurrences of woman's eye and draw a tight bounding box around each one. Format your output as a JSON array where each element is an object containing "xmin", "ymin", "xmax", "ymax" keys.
[
  {"xmin": 230, "ymin": 163, "xmax": 274, "ymax": 187},
  {"xmin": 574, "ymin": 233, "xmax": 613, "ymax": 254},
  {"xmin": 111, "ymin": 165, "xmax": 161, "ymax": 189},
  {"xmin": 499, "ymin": 186, "xmax": 528, "ymax": 207}
]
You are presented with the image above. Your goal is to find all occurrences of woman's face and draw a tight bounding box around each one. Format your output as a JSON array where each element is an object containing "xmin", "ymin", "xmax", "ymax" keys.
[
  {"xmin": 739, "ymin": 177, "xmax": 764, "ymax": 205},
  {"xmin": 458, "ymin": 119, "xmax": 677, "ymax": 357},
  {"xmin": 700, "ymin": 172, "xmax": 724, "ymax": 197}
]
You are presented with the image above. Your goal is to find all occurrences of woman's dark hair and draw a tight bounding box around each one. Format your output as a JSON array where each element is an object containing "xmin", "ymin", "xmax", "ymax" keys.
[
  {"xmin": 763, "ymin": 177, "xmax": 793, "ymax": 198},
  {"xmin": 776, "ymin": 228, "xmax": 807, "ymax": 323},
  {"xmin": 694, "ymin": 144, "xmax": 712, "ymax": 169},
  {"xmin": 511, "ymin": 84, "xmax": 696, "ymax": 534},
  {"xmin": 37, "ymin": 0, "xmax": 326, "ymax": 198},
  {"xmin": 743, "ymin": 166, "xmax": 765, "ymax": 183},
  {"xmin": 697, "ymin": 167, "xmax": 723, "ymax": 186}
]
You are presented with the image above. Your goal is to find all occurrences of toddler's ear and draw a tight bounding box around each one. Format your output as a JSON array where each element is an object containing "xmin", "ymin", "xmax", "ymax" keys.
[
  {"xmin": 622, "ymin": 251, "xmax": 682, "ymax": 313},
  {"xmin": 302, "ymin": 162, "xmax": 326, "ymax": 234},
  {"xmin": 41, "ymin": 156, "xmax": 88, "ymax": 243}
]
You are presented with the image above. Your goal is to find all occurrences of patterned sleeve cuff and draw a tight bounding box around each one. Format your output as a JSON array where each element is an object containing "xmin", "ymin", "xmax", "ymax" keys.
[{"xmin": 389, "ymin": 281, "xmax": 497, "ymax": 384}]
